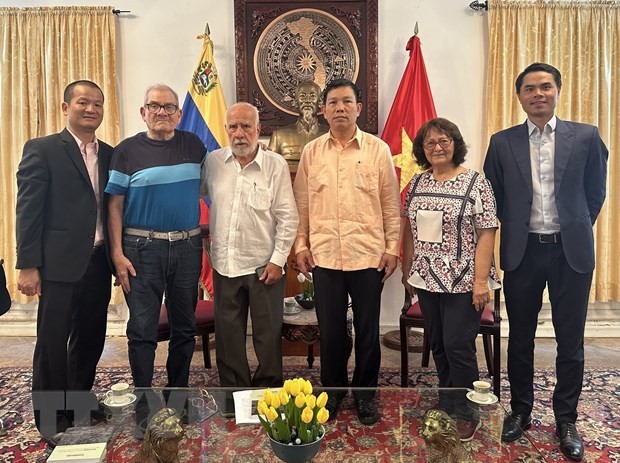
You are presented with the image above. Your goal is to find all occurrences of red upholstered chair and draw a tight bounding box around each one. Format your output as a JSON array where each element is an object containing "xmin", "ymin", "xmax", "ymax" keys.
[
  {"xmin": 157, "ymin": 297, "xmax": 215, "ymax": 368},
  {"xmin": 399, "ymin": 288, "xmax": 501, "ymax": 397}
]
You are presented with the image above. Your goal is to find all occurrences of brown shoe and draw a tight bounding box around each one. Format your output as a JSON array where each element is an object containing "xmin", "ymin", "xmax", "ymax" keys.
[{"xmin": 456, "ymin": 419, "xmax": 482, "ymax": 442}]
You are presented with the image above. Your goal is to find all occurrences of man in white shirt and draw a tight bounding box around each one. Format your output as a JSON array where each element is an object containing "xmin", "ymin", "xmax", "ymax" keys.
[{"xmin": 204, "ymin": 103, "xmax": 298, "ymax": 401}]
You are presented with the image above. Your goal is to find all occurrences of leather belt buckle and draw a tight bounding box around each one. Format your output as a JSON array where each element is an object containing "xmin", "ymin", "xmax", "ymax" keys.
[
  {"xmin": 538, "ymin": 233, "xmax": 558, "ymax": 244},
  {"xmin": 168, "ymin": 231, "xmax": 188, "ymax": 242}
]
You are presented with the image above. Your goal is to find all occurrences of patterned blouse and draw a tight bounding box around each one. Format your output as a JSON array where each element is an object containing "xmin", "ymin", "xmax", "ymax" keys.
[{"xmin": 404, "ymin": 168, "xmax": 501, "ymax": 294}]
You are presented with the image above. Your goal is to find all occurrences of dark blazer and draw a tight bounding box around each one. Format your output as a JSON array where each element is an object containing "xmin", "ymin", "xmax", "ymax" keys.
[
  {"xmin": 16, "ymin": 128, "xmax": 113, "ymax": 282},
  {"xmin": 483, "ymin": 118, "xmax": 608, "ymax": 274}
]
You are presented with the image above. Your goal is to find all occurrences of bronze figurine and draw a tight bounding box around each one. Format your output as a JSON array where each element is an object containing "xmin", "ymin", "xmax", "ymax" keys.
[
  {"xmin": 268, "ymin": 81, "xmax": 329, "ymax": 172},
  {"xmin": 421, "ymin": 409, "xmax": 473, "ymax": 463},
  {"xmin": 136, "ymin": 408, "xmax": 185, "ymax": 463}
]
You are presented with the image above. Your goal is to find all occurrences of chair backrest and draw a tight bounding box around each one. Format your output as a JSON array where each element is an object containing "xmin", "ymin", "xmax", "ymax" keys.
[{"xmin": 401, "ymin": 288, "xmax": 502, "ymax": 322}]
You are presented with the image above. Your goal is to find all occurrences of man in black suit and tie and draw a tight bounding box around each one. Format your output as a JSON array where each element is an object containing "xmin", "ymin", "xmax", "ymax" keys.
[
  {"xmin": 16, "ymin": 80, "xmax": 113, "ymax": 446},
  {"xmin": 484, "ymin": 63, "xmax": 608, "ymax": 462}
]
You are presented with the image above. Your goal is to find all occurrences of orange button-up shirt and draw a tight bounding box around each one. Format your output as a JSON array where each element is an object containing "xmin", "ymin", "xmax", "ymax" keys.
[{"xmin": 293, "ymin": 128, "xmax": 401, "ymax": 271}]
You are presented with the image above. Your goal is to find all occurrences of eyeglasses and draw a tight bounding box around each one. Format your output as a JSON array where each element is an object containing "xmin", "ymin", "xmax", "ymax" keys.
[
  {"xmin": 189, "ymin": 389, "xmax": 218, "ymax": 423},
  {"xmin": 423, "ymin": 138, "xmax": 453, "ymax": 150},
  {"xmin": 145, "ymin": 103, "xmax": 178, "ymax": 115}
]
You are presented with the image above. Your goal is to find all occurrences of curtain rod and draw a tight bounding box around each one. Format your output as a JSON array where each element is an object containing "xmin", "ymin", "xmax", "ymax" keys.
[
  {"xmin": 112, "ymin": 9, "xmax": 131, "ymax": 15},
  {"xmin": 469, "ymin": 1, "xmax": 488, "ymax": 10}
]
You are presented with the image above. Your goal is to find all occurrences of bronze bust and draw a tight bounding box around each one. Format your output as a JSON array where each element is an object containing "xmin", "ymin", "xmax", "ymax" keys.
[
  {"xmin": 136, "ymin": 408, "xmax": 185, "ymax": 463},
  {"xmin": 421, "ymin": 409, "xmax": 473, "ymax": 463},
  {"xmin": 268, "ymin": 81, "xmax": 329, "ymax": 172}
]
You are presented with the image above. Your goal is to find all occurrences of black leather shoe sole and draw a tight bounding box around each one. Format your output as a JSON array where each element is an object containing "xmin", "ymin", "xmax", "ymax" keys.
[{"xmin": 501, "ymin": 414, "xmax": 532, "ymax": 442}]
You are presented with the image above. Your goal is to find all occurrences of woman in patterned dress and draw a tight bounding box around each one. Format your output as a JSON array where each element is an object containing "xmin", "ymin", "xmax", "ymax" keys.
[{"xmin": 401, "ymin": 118, "xmax": 501, "ymax": 442}]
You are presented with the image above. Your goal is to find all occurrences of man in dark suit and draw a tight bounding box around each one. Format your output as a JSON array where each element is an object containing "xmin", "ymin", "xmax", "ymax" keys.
[
  {"xmin": 484, "ymin": 63, "xmax": 608, "ymax": 462},
  {"xmin": 16, "ymin": 80, "xmax": 113, "ymax": 446}
]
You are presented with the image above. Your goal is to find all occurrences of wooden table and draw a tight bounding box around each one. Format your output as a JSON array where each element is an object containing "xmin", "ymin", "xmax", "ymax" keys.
[
  {"xmin": 98, "ymin": 387, "xmax": 547, "ymax": 462},
  {"xmin": 281, "ymin": 307, "xmax": 352, "ymax": 368}
]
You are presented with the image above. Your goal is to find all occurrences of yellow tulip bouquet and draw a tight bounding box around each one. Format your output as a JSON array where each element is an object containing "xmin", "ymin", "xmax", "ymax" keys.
[{"xmin": 257, "ymin": 378, "xmax": 328, "ymax": 444}]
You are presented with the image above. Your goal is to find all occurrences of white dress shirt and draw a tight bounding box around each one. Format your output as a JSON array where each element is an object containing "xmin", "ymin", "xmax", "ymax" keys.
[
  {"xmin": 205, "ymin": 146, "xmax": 299, "ymax": 278},
  {"xmin": 527, "ymin": 117, "xmax": 560, "ymax": 233}
]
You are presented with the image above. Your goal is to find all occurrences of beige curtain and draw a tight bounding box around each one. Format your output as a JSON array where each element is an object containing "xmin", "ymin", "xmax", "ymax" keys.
[
  {"xmin": 0, "ymin": 6, "xmax": 120, "ymax": 303},
  {"xmin": 486, "ymin": 0, "xmax": 620, "ymax": 301}
]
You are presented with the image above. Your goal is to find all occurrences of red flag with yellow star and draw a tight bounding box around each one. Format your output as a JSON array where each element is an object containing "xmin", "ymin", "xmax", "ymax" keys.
[{"xmin": 381, "ymin": 34, "xmax": 436, "ymax": 202}]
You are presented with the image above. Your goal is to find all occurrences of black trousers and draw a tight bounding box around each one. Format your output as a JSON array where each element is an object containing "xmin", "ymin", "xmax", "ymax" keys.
[
  {"xmin": 504, "ymin": 234, "xmax": 592, "ymax": 424},
  {"xmin": 416, "ymin": 290, "xmax": 483, "ymax": 388},
  {"xmin": 32, "ymin": 248, "xmax": 111, "ymax": 437},
  {"xmin": 313, "ymin": 266, "xmax": 384, "ymax": 400},
  {"xmin": 416, "ymin": 290, "xmax": 482, "ymax": 420}
]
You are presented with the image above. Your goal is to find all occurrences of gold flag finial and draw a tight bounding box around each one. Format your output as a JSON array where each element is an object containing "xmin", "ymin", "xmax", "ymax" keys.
[
  {"xmin": 197, "ymin": 22, "xmax": 211, "ymax": 40},
  {"xmin": 414, "ymin": 21, "xmax": 419, "ymax": 36}
]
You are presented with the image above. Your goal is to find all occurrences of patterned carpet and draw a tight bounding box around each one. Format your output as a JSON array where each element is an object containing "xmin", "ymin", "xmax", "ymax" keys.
[{"xmin": 0, "ymin": 367, "xmax": 618, "ymax": 462}]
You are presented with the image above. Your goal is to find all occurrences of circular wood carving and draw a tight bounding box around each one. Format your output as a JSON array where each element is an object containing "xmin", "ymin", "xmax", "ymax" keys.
[
  {"xmin": 253, "ymin": 8, "xmax": 360, "ymax": 115},
  {"xmin": 382, "ymin": 329, "xmax": 423, "ymax": 353}
]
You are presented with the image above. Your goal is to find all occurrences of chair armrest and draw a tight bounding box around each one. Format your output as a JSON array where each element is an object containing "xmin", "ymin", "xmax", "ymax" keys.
[
  {"xmin": 401, "ymin": 288, "xmax": 412, "ymax": 315},
  {"xmin": 492, "ymin": 288, "xmax": 502, "ymax": 322}
]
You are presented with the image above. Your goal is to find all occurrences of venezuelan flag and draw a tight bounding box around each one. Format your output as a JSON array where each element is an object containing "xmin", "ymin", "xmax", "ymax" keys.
[{"xmin": 178, "ymin": 26, "xmax": 228, "ymax": 151}]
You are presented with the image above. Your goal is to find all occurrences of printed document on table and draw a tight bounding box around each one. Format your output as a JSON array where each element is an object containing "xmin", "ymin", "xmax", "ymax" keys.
[{"xmin": 233, "ymin": 388, "xmax": 281, "ymax": 425}]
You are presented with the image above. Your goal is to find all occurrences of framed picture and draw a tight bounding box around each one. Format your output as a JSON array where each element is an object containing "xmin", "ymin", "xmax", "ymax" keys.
[{"xmin": 234, "ymin": 0, "xmax": 378, "ymax": 135}]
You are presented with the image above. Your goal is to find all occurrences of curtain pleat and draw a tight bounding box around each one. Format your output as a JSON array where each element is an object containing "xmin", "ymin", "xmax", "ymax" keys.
[
  {"xmin": 0, "ymin": 6, "xmax": 121, "ymax": 303},
  {"xmin": 486, "ymin": 0, "xmax": 620, "ymax": 301}
]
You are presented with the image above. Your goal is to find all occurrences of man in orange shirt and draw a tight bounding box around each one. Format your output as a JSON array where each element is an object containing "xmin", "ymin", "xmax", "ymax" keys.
[{"xmin": 294, "ymin": 79, "xmax": 401, "ymax": 425}]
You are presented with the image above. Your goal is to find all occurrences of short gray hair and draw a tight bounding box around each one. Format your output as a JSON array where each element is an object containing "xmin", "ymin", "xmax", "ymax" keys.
[{"xmin": 143, "ymin": 84, "xmax": 180, "ymax": 106}]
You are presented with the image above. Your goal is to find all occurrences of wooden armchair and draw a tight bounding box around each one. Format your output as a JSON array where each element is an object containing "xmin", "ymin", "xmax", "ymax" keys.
[{"xmin": 157, "ymin": 294, "xmax": 215, "ymax": 369}]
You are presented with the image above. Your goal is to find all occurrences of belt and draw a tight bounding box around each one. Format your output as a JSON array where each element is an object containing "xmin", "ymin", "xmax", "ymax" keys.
[
  {"xmin": 124, "ymin": 227, "xmax": 201, "ymax": 242},
  {"xmin": 530, "ymin": 232, "xmax": 561, "ymax": 244}
]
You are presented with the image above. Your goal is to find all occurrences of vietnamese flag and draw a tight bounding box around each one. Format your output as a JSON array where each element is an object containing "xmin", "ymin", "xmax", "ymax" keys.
[{"xmin": 381, "ymin": 33, "xmax": 437, "ymax": 203}]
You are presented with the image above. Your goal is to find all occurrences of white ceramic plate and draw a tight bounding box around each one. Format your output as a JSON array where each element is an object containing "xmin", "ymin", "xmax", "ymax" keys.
[
  {"xmin": 103, "ymin": 392, "xmax": 137, "ymax": 408},
  {"xmin": 466, "ymin": 390, "xmax": 498, "ymax": 405},
  {"xmin": 283, "ymin": 307, "xmax": 301, "ymax": 315}
]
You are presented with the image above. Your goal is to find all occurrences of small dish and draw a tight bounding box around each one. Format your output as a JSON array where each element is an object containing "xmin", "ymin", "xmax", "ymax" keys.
[
  {"xmin": 283, "ymin": 307, "xmax": 301, "ymax": 316},
  {"xmin": 103, "ymin": 392, "xmax": 137, "ymax": 408},
  {"xmin": 466, "ymin": 390, "xmax": 498, "ymax": 405}
]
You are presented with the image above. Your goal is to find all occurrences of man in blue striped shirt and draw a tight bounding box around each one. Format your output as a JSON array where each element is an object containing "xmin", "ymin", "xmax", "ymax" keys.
[{"xmin": 106, "ymin": 84, "xmax": 207, "ymax": 434}]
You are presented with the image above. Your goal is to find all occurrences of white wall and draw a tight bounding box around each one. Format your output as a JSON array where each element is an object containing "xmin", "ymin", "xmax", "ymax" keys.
[{"xmin": 6, "ymin": 0, "xmax": 489, "ymax": 332}]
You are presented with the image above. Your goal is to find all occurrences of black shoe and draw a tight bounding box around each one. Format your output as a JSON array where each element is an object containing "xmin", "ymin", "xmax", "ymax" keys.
[
  {"xmin": 325, "ymin": 393, "xmax": 344, "ymax": 422},
  {"xmin": 501, "ymin": 413, "xmax": 532, "ymax": 442},
  {"xmin": 557, "ymin": 422, "xmax": 584, "ymax": 461},
  {"xmin": 134, "ymin": 418, "xmax": 147, "ymax": 441},
  {"xmin": 43, "ymin": 432, "xmax": 64, "ymax": 449},
  {"xmin": 356, "ymin": 398, "xmax": 379, "ymax": 425}
]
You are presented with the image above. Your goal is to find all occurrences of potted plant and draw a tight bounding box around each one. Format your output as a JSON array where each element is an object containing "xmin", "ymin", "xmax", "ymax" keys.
[
  {"xmin": 257, "ymin": 378, "xmax": 328, "ymax": 462},
  {"xmin": 295, "ymin": 273, "xmax": 315, "ymax": 309}
]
